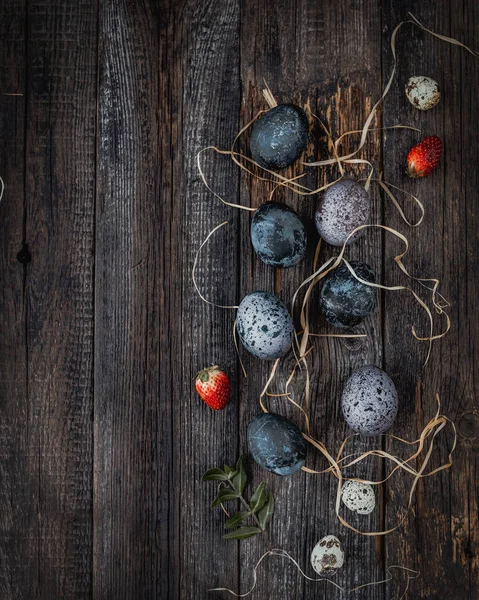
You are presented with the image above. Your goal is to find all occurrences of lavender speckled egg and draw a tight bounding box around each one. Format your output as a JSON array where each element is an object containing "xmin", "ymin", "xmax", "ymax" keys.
[
  {"xmin": 315, "ymin": 179, "xmax": 370, "ymax": 246},
  {"xmin": 341, "ymin": 366, "xmax": 398, "ymax": 436},
  {"xmin": 320, "ymin": 261, "xmax": 377, "ymax": 328},
  {"xmin": 310, "ymin": 535, "xmax": 345, "ymax": 576},
  {"xmin": 251, "ymin": 201, "xmax": 307, "ymax": 268},
  {"xmin": 236, "ymin": 291, "xmax": 294, "ymax": 360},
  {"xmin": 250, "ymin": 104, "xmax": 309, "ymax": 170},
  {"xmin": 405, "ymin": 76, "xmax": 441, "ymax": 110},
  {"xmin": 248, "ymin": 413, "xmax": 306, "ymax": 476}
]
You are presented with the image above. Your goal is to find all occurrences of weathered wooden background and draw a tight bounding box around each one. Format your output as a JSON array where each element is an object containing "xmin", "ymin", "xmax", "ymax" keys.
[{"xmin": 0, "ymin": 0, "xmax": 477, "ymax": 598}]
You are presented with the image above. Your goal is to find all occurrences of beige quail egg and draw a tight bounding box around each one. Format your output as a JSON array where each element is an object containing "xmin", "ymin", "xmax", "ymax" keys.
[{"xmin": 405, "ymin": 76, "xmax": 441, "ymax": 110}]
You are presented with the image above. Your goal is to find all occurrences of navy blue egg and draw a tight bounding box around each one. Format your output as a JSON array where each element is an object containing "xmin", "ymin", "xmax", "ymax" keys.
[
  {"xmin": 320, "ymin": 261, "xmax": 377, "ymax": 328},
  {"xmin": 248, "ymin": 413, "xmax": 306, "ymax": 476},
  {"xmin": 251, "ymin": 202, "xmax": 307, "ymax": 268},
  {"xmin": 250, "ymin": 104, "xmax": 309, "ymax": 170}
]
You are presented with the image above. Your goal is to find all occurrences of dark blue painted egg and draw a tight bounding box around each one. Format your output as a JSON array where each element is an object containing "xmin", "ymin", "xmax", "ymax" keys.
[
  {"xmin": 248, "ymin": 413, "xmax": 306, "ymax": 476},
  {"xmin": 250, "ymin": 104, "xmax": 309, "ymax": 170},
  {"xmin": 320, "ymin": 261, "xmax": 377, "ymax": 328},
  {"xmin": 236, "ymin": 291, "xmax": 294, "ymax": 360},
  {"xmin": 251, "ymin": 202, "xmax": 307, "ymax": 268}
]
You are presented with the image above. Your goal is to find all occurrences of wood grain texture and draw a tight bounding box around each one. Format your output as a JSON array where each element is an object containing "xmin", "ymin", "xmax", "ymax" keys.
[
  {"xmin": 0, "ymin": 1, "xmax": 30, "ymax": 598},
  {"xmin": 382, "ymin": 2, "xmax": 479, "ymax": 599},
  {"xmin": 0, "ymin": 0, "xmax": 477, "ymax": 598},
  {"xmin": 94, "ymin": 0, "xmax": 162, "ymax": 597}
]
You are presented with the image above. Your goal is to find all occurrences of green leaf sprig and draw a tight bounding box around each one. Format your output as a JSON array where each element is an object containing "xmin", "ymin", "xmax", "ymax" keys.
[{"xmin": 202, "ymin": 457, "xmax": 274, "ymax": 540}]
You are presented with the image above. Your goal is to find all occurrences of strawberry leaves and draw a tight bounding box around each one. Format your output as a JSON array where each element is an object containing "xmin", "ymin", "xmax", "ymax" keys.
[{"xmin": 202, "ymin": 457, "xmax": 274, "ymax": 540}]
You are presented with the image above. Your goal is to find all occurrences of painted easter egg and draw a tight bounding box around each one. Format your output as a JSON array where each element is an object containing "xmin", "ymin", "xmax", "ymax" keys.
[
  {"xmin": 247, "ymin": 413, "xmax": 306, "ymax": 476},
  {"xmin": 236, "ymin": 291, "xmax": 294, "ymax": 360},
  {"xmin": 341, "ymin": 480, "xmax": 376, "ymax": 515},
  {"xmin": 341, "ymin": 366, "xmax": 398, "ymax": 436},
  {"xmin": 250, "ymin": 104, "xmax": 309, "ymax": 170},
  {"xmin": 315, "ymin": 179, "xmax": 370, "ymax": 247},
  {"xmin": 320, "ymin": 261, "xmax": 377, "ymax": 328},
  {"xmin": 251, "ymin": 201, "xmax": 307, "ymax": 268},
  {"xmin": 310, "ymin": 535, "xmax": 345, "ymax": 576},
  {"xmin": 405, "ymin": 76, "xmax": 441, "ymax": 110}
]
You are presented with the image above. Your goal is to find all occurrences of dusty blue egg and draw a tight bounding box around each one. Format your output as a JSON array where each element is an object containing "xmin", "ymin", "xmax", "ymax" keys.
[
  {"xmin": 248, "ymin": 413, "xmax": 306, "ymax": 475},
  {"xmin": 236, "ymin": 291, "xmax": 294, "ymax": 360},
  {"xmin": 320, "ymin": 261, "xmax": 377, "ymax": 328},
  {"xmin": 251, "ymin": 202, "xmax": 307, "ymax": 268},
  {"xmin": 341, "ymin": 366, "xmax": 398, "ymax": 436},
  {"xmin": 250, "ymin": 104, "xmax": 309, "ymax": 170}
]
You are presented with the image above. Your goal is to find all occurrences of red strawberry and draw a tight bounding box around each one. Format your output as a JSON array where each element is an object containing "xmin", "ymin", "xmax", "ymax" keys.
[
  {"xmin": 195, "ymin": 365, "xmax": 230, "ymax": 410},
  {"xmin": 406, "ymin": 135, "xmax": 443, "ymax": 178}
]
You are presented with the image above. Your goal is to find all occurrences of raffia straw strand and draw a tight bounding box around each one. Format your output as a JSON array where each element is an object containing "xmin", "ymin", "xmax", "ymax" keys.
[
  {"xmin": 233, "ymin": 320, "xmax": 247, "ymax": 378},
  {"xmin": 192, "ymin": 221, "xmax": 239, "ymax": 309},
  {"xmin": 209, "ymin": 548, "xmax": 419, "ymax": 597},
  {"xmin": 0, "ymin": 177, "xmax": 4, "ymax": 203}
]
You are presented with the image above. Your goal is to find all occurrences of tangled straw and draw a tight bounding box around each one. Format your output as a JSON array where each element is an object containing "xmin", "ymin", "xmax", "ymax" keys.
[{"xmin": 210, "ymin": 548, "xmax": 420, "ymax": 598}]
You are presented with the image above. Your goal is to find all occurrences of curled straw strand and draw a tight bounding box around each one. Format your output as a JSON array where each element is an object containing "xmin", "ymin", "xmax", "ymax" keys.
[
  {"xmin": 210, "ymin": 548, "xmax": 419, "ymax": 598},
  {"xmin": 0, "ymin": 177, "xmax": 4, "ymax": 204},
  {"xmin": 191, "ymin": 220, "xmax": 239, "ymax": 309}
]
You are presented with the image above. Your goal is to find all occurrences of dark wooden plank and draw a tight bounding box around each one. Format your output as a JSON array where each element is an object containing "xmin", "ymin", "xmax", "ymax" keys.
[
  {"xmin": 0, "ymin": 2, "xmax": 31, "ymax": 599},
  {"xmin": 0, "ymin": 1, "xmax": 98, "ymax": 598},
  {"xmin": 94, "ymin": 1, "xmax": 164, "ymax": 598},
  {"xmin": 237, "ymin": 1, "xmax": 386, "ymax": 598},
  {"xmin": 382, "ymin": 1, "xmax": 479, "ymax": 598},
  {"xmin": 173, "ymin": 1, "xmax": 242, "ymax": 598}
]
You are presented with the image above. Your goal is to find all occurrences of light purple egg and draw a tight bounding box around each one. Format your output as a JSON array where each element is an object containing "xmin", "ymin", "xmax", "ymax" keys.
[
  {"xmin": 341, "ymin": 365, "xmax": 398, "ymax": 436},
  {"xmin": 315, "ymin": 179, "xmax": 370, "ymax": 246}
]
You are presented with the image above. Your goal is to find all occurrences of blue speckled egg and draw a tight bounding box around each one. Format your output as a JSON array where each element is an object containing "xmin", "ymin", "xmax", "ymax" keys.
[
  {"xmin": 251, "ymin": 202, "xmax": 307, "ymax": 268},
  {"xmin": 248, "ymin": 413, "xmax": 306, "ymax": 476},
  {"xmin": 320, "ymin": 261, "xmax": 377, "ymax": 328},
  {"xmin": 315, "ymin": 179, "xmax": 370, "ymax": 246},
  {"xmin": 236, "ymin": 292, "xmax": 294, "ymax": 360},
  {"xmin": 250, "ymin": 104, "xmax": 309, "ymax": 170},
  {"xmin": 341, "ymin": 366, "xmax": 398, "ymax": 436}
]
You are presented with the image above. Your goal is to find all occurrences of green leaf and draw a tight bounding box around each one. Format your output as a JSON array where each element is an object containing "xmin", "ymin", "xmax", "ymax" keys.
[
  {"xmin": 258, "ymin": 492, "xmax": 274, "ymax": 530},
  {"xmin": 211, "ymin": 487, "xmax": 239, "ymax": 507},
  {"xmin": 202, "ymin": 468, "xmax": 229, "ymax": 482},
  {"xmin": 224, "ymin": 511, "xmax": 248, "ymax": 529},
  {"xmin": 223, "ymin": 526, "xmax": 262, "ymax": 540},
  {"xmin": 250, "ymin": 482, "xmax": 267, "ymax": 513},
  {"xmin": 223, "ymin": 464, "xmax": 238, "ymax": 479},
  {"xmin": 231, "ymin": 457, "xmax": 247, "ymax": 494}
]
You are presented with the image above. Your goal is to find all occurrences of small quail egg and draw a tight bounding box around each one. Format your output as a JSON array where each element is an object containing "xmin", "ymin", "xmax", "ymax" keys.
[
  {"xmin": 341, "ymin": 480, "xmax": 376, "ymax": 515},
  {"xmin": 405, "ymin": 76, "xmax": 441, "ymax": 110},
  {"xmin": 310, "ymin": 535, "xmax": 345, "ymax": 576}
]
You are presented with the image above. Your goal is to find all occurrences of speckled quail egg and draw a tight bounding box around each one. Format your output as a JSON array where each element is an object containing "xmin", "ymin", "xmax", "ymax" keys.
[
  {"xmin": 310, "ymin": 535, "xmax": 345, "ymax": 576},
  {"xmin": 341, "ymin": 480, "xmax": 376, "ymax": 515},
  {"xmin": 251, "ymin": 201, "xmax": 307, "ymax": 268},
  {"xmin": 248, "ymin": 413, "xmax": 306, "ymax": 476},
  {"xmin": 341, "ymin": 365, "xmax": 398, "ymax": 436},
  {"xmin": 250, "ymin": 104, "xmax": 309, "ymax": 170},
  {"xmin": 315, "ymin": 179, "xmax": 370, "ymax": 247},
  {"xmin": 320, "ymin": 260, "xmax": 377, "ymax": 328},
  {"xmin": 236, "ymin": 291, "xmax": 294, "ymax": 360},
  {"xmin": 405, "ymin": 76, "xmax": 441, "ymax": 110}
]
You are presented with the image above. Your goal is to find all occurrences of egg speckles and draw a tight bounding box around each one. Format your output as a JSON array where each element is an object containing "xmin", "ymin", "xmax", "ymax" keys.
[
  {"xmin": 405, "ymin": 76, "xmax": 441, "ymax": 110},
  {"xmin": 250, "ymin": 104, "xmax": 309, "ymax": 170},
  {"xmin": 341, "ymin": 366, "xmax": 398, "ymax": 436},
  {"xmin": 320, "ymin": 261, "xmax": 377, "ymax": 328},
  {"xmin": 310, "ymin": 535, "xmax": 345, "ymax": 576},
  {"xmin": 248, "ymin": 413, "xmax": 306, "ymax": 476},
  {"xmin": 251, "ymin": 202, "xmax": 307, "ymax": 268},
  {"xmin": 315, "ymin": 179, "xmax": 370, "ymax": 247},
  {"xmin": 236, "ymin": 291, "xmax": 294, "ymax": 360},
  {"xmin": 341, "ymin": 480, "xmax": 376, "ymax": 515}
]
